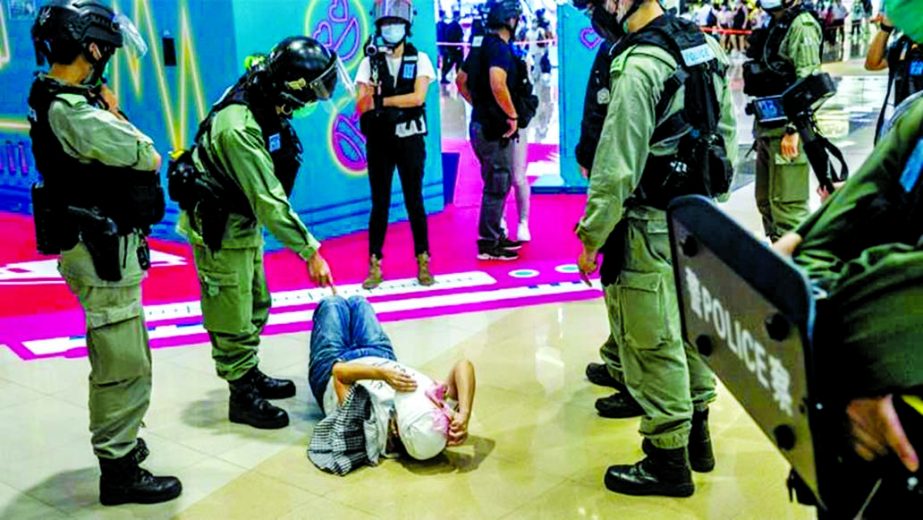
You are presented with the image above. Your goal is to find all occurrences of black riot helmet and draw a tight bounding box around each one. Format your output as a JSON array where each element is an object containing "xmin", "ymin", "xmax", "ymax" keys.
[
  {"xmin": 572, "ymin": 0, "xmax": 625, "ymax": 42},
  {"xmin": 264, "ymin": 36, "xmax": 345, "ymax": 112},
  {"xmin": 486, "ymin": 0, "xmax": 523, "ymax": 32},
  {"xmin": 32, "ymin": 0, "xmax": 147, "ymax": 86}
]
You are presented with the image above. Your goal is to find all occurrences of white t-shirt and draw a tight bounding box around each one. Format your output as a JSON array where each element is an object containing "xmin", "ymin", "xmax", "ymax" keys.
[
  {"xmin": 323, "ymin": 356, "xmax": 437, "ymax": 457},
  {"xmin": 355, "ymin": 51, "xmax": 436, "ymax": 89}
]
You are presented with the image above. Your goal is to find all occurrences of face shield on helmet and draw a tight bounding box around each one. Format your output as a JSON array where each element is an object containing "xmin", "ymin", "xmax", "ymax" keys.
[
  {"xmin": 281, "ymin": 56, "xmax": 356, "ymax": 118},
  {"xmin": 112, "ymin": 14, "xmax": 148, "ymax": 58},
  {"xmin": 373, "ymin": 0, "xmax": 414, "ymax": 26}
]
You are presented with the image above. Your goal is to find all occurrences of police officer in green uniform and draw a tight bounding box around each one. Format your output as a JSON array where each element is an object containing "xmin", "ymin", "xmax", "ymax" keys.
[
  {"xmin": 771, "ymin": 3, "xmax": 923, "ymax": 515},
  {"xmin": 177, "ymin": 36, "xmax": 341, "ymax": 430},
  {"xmin": 576, "ymin": 0, "xmax": 738, "ymax": 497},
  {"xmin": 744, "ymin": 0, "xmax": 822, "ymax": 241},
  {"xmin": 28, "ymin": 0, "xmax": 180, "ymax": 506},
  {"xmin": 571, "ymin": 0, "xmax": 643, "ymax": 419}
]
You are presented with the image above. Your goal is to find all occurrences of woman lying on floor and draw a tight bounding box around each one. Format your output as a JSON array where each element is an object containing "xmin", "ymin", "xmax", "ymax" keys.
[{"xmin": 307, "ymin": 295, "xmax": 477, "ymax": 475}]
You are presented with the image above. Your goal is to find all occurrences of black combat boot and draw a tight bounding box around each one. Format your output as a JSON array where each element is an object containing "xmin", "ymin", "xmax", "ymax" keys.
[
  {"xmin": 640, "ymin": 410, "xmax": 715, "ymax": 473},
  {"xmin": 98, "ymin": 441, "xmax": 182, "ymax": 506},
  {"xmin": 596, "ymin": 391, "xmax": 644, "ymax": 419},
  {"xmin": 249, "ymin": 366, "xmax": 296, "ymax": 399},
  {"xmin": 604, "ymin": 445, "xmax": 694, "ymax": 497},
  {"xmin": 585, "ymin": 362, "xmax": 625, "ymax": 391},
  {"xmin": 229, "ymin": 371, "xmax": 290, "ymax": 429},
  {"xmin": 689, "ymin": 409, "xmax": 715, "ymax": 472}
]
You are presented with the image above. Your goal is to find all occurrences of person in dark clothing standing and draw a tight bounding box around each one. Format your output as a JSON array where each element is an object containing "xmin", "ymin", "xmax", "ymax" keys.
[
  {"xmin": 456, "ymin": 0, "xmax": 526, "ymax": 261},
  {"xmin": 442, "ymin": 10, "xmax": 466, "ymax": 84},
  {"xmin": 357, "ymin": 0, "xmax": 436, "ymax": 288}
]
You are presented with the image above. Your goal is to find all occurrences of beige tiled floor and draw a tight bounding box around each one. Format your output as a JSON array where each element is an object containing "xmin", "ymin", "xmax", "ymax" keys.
[
  {"xmin": 0, "ymin": 224, "xmax": 820, "ymax": 520},
  {"xmin": 0, "ymin": 102, "xmax": 844, "ymax": 518}
]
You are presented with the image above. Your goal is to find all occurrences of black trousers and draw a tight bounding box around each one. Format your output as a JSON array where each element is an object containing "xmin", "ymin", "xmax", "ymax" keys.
[
  {"xmin": 441, "ymin": 49, "xmax": 463, "ymax": 80},
  {"xmin": 366, "ymin": 134, "xmax": 429, "ymax": 259}
]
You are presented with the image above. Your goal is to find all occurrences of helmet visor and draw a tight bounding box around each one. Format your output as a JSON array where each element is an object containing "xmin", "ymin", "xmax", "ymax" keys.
[
  {"xmin": 114, "ymin": 14, "xmax": 148, "ymax": 58},
  {"xmin": 291, "ymin": 56, "xmax": 356, "ymax": 118},
  {"xmin": 374, "ymin": 0, "xmax": 414, "ymax": 25}
]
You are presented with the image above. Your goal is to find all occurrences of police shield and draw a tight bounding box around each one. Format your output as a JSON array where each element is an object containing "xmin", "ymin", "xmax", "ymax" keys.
[{"xmin": 667, "ymin": 195, "xmax": 823, "ymax": 502}]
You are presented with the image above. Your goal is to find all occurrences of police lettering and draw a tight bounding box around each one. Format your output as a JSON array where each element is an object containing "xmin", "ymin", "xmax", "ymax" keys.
[{"xmin": 685, "ymin": 267, "xmax": 793, "ymax": 417}]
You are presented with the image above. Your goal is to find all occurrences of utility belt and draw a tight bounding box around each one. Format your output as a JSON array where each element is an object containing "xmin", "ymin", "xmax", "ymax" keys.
[
  {"xmin": 32, "ymin": 184, "xmax": 152, "ymax": 282},
  {"xmin": 167, "ymin": 148, "xmax": 247, "ymax": 253},
  {"xmin": 634, "ymin": 139, "xmax": 733, "ymax": 211}
]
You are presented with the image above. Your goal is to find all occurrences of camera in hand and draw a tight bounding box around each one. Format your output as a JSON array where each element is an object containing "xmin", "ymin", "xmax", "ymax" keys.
[{"xmin": 747, "ymin": 73, "xmax": 847, "ymax": 193}]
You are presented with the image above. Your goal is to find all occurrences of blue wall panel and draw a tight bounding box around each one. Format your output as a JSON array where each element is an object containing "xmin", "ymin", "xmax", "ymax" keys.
[
  {"xmin": 553, "ymin": 4, "xmax": 601, "ymax": 192},
  {"xmin": 0, "ymin": 0, "xmax": 444, "ymax": 250}
]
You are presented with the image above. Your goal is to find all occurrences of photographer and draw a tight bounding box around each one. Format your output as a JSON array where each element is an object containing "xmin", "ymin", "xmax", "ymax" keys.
[
  {"xmin": 356, "ymin": 0, "xmax": 435, "ymax": 288},
  {"xmin": 744, "ymin": 0, "xmax": 822, "ymax": 241}
]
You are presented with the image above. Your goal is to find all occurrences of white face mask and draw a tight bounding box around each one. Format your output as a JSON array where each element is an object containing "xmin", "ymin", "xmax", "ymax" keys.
[
  {"xmin": 381, "ymin": 24, "xmax": 407, "ymax": 45},
  {"xmin": 760, "ymin": 0, "xmax": 783, "ymax": 9}
]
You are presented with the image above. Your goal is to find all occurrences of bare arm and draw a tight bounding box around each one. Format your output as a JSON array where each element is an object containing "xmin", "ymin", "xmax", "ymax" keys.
[
  {"xmin": 331, "ymin": 362, "xmax": 417, "ymax": 405},
  {"xmin": 445, "ymin": 359, "xmax": 476, "ymax": 445},
  {"xmin": 865, "ymin": 18, "xmax": 892, "ymax": 71},
  {"xmin": 772, "ymin": 232, "xmax": 803, "ymax": 255},
  {"xmin": 489, "ymin": 66, "xmax": 517, "ymax": 118},
  {"xmin": 456, "ymin": 69, "xmax": 472, "ymax": 104},
  {"xmin": 356, "ymin": 82, "xmax": 377, "ymax": 115},
  {"xmin": 383, "ymin": 76, "xmax": 431, "ymax": 108}
]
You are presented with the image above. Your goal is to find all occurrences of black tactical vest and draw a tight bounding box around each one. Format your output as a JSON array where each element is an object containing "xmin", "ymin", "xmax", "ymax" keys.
[
  {"xmin": 27, "ymin": 75, "xmax": 164, "ymax": 243},
  {"xmin": 616, "ymin": 15, "xmax": 731, "ymax": 207},
  {"xmin": 195, "ymin": 77, "xmax": 303, "ymax": 216},
  {"xmin": 743, "ymin": 8, "xmax": 809, "ymax": 97},
  {"xmin": 576, "ymin": 41, "xmax": 617, "ymax": 171}
]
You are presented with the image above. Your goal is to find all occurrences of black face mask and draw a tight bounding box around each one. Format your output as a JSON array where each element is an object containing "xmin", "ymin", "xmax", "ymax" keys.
[{"xmin": 591, "ymin": 6, "xmax": 624, "ymax": 42}]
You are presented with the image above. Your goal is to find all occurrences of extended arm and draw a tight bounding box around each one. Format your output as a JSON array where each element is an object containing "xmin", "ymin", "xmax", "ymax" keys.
[{"xmin": 445, "ymin": 359, "xmax": 476, "ymax": 445}]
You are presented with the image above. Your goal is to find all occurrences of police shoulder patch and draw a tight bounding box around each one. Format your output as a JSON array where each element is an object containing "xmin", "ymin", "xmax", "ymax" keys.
[
  {"xmin": 680, "ymin": 43, "xmax": 716, "ymax": 67},
  {"xmin": 596, "ymin": 88, "xmax": 611, "ymax": 105},
  {"xmin": 268, "ymin": 133, "xmax": 282, "ymax": 153}
]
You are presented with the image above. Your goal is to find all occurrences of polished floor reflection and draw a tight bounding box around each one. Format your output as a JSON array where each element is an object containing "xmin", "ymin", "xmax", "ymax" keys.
[{"xmin": 0, "ymin": 57, "xmax": 889, "ymax": 518}]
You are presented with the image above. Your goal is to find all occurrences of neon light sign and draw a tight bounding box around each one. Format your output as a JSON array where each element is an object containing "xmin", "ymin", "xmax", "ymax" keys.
[{"xmin": 306, "ymin": 0, "xmax": 369, "ymax": 176}]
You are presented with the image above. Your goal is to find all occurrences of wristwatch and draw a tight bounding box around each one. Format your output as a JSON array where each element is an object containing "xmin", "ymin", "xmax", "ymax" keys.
[{"xmin": 784, "ymin": 124, "xmax": 798, "ymax": 136}]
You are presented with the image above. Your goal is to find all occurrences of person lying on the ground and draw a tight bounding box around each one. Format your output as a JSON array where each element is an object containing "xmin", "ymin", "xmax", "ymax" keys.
[{"xmin": 307, "ymin": 295, "xmax": 476, "ymax": 475}]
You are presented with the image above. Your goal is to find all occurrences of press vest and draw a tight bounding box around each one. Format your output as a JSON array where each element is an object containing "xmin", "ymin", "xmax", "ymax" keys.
[
  {"xmin": 27, "ymin": 76, "xmax": 164, "ymax": 243},
  {"xmin": 366, "ymin": 43, "xmax": 428, "ymax": 139}
]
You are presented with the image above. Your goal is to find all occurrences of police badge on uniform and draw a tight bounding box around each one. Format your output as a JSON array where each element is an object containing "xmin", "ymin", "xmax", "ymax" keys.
[
  {"xmin": 596, "ymin": 88, "xmax": 610, "ymax": 105},
  {"xmin": 269, "ymin": 134, "xmax": 281, "ymax": 153}
]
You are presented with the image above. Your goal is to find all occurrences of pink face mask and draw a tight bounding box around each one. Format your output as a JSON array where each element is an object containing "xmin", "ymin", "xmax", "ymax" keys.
[{"xmin": 425, "ymin": 383, "xmax": 453, "ymax": 436}]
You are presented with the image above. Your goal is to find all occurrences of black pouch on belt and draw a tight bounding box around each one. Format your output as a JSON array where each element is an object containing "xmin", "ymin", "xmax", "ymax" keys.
[{"xmin": 599, "ymin": 220, "xmax": 629, "ymax": 287}]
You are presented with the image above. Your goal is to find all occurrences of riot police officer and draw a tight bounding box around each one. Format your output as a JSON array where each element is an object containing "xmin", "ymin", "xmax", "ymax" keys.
[
  {"xmin": 771, "ymin": 1, "xmax": 923, "ymax": 509},
  {"xmin": 743, "ymin": 0, "xmax": 822, "ymax": 241},
  {"xmin": 456, "ymin": 0, "xmax": 528, "ymax": 261},
  {"xmin": 28, "ymin": 0, "xmax": 180, "ymax": 505},
  {"xmin": 866, "ymin": 13, "xmax": 923, "ymax": 141},
  {"xmin": 575, "ymin": 0, "xmax": 737, "ymax": 497},
  {"xmin": 357, "ymin": 0, "xmax": 436, "ymax": 289},
  {"xmin": 570, "ymin": 0, "xmax": 644, "ymax": 420},
  {"xmin": 176, "ymin": 36, "xmax": 339, "ymax": 430}
]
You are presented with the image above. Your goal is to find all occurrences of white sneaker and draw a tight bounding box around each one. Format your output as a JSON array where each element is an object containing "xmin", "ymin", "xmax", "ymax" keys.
[{"xmin": 518, "ymin": 222, "xmax": 531, "ymax": 242}]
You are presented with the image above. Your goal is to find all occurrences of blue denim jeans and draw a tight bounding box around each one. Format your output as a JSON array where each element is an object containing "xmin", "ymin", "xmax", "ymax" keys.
[{"xmin": 308, "ymin": 295, "xmax": 397, "ymax": 406}]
